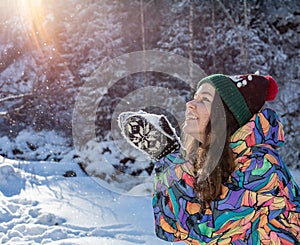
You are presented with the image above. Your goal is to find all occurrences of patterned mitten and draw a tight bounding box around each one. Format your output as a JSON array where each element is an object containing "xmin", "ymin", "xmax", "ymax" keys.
[{"xmin": 118, "ymin": 111, "xmax": 182, "ymax": 161}]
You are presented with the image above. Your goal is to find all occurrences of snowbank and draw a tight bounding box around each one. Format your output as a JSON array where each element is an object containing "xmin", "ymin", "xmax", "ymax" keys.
[{"xmin": 0, "ymin": 129, "xmax": 155, "ymax": 195}]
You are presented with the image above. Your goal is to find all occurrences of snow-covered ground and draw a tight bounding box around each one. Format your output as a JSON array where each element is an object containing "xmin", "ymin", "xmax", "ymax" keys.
[
  {"xmin": 0, "ymin": 155, "xmax": 186, "ymax": 245},
  {"xmin": 0, "ymin": 145, "xmax": 299, "ymax": 244}
]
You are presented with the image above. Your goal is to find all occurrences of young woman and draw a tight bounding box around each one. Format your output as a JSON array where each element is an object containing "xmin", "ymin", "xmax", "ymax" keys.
[{"xmin": 119, "ymin": 73, "xmax": 300, "ymax": 244}]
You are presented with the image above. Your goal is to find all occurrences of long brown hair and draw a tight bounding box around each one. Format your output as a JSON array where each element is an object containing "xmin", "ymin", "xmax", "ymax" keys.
[{"xmin": 183, "ymin": 96, "xmax": 239, "ymax": 206}]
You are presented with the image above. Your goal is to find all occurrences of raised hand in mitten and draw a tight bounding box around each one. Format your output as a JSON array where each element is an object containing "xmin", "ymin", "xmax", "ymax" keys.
[{"xmin": 118, "ymin": 111, "xmax": 182, "ymax": 161}]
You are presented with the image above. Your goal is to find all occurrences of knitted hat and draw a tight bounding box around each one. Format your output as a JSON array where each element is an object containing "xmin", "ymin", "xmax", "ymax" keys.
[{"xmin": 197, "ymin": 73, "xmax": 278, "ymax": 126}]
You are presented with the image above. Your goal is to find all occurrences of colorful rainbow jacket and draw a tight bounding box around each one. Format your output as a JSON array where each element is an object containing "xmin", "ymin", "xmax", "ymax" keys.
[{"xmin": 152, "ymin": 108, "xmax": 300, "ymax": 244}]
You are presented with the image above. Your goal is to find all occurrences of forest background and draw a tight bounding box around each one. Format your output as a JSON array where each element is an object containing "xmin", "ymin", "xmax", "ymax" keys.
[{"xmin": 0, "ymin": 0, "xmax": 299, "ymax": 178}]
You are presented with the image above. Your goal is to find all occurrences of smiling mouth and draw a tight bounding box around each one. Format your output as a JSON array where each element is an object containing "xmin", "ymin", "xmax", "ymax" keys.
[{"xmin": 186, "ymin": 115, "xmax": 198, "ymax": 120}]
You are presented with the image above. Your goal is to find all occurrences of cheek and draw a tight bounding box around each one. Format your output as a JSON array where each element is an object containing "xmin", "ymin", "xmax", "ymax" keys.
[
  {"xmin": 197, "ymin": 109, "xmax": 210, "ymax": 128},
  {"xmin": 202, "ymin": 113, "xmax": 211, "ymax": 127},
  {"xmin": 198, "ymin": 118, "xmax": 209, "ymax": 134}
]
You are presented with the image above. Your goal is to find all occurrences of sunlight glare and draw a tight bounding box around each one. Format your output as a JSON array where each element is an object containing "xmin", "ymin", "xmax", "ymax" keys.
[
  {"xmin": 18, "ymin": 0, "xmax": 44, "ymax": 24},
  {"xmin": 16, "ymin": 0, "xmax": 49, "ymax": 54}
]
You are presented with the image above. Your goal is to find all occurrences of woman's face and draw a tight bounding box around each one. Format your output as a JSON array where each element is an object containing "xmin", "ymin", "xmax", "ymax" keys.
[{"xmin": 183, "ymin": 83, "xmax": 215, "ymax": 144}]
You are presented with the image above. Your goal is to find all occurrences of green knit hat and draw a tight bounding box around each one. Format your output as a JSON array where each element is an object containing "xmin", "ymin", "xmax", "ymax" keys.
[{"xmin": 197, "ymin": 74, "xmax": 278, "ymax": 126}]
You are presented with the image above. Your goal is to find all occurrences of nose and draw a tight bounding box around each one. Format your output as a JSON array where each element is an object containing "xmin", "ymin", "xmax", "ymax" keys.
[{"xmin": 186, "ymin": 99, "xmax": 196, "ymax": 110}]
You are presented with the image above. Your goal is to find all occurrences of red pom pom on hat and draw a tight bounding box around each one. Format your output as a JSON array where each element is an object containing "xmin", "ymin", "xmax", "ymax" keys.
[{"xmin": 264, "ymin": 75, "xmax": 278, "ymax": 101}]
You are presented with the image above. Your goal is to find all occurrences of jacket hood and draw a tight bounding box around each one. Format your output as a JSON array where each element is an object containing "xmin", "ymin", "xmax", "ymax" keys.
[{"xmin": 230, "ymin": 108, "xmax": 285, "ymax": 157}]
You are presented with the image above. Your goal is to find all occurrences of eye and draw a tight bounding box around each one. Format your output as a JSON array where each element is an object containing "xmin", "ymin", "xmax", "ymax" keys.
[{"xmin": 202, "ymin": 97, "xmax": 210, "ymax": 102}]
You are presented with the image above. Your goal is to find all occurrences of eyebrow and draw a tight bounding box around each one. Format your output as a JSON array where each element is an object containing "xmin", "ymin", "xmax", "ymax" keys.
[{"xmin": 200, "ymin": 91, "xmax": 214, "ymax": 97}]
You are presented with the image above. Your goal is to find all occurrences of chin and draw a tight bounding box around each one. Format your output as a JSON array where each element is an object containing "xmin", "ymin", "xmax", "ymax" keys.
[
  {"xmin": 183, "ymin": 128, "xmax": 203, "ymax": 144},
  {"xmin": 183, "ymin": 130, "xmax": 200, "ymax": 141},
  {"xmin": 183, "ymin": 121, "xmax": 197, "ymax": 134},
  {"xmin": 182, "ymin": 123, "xmax": 191, "ymax": 135}
]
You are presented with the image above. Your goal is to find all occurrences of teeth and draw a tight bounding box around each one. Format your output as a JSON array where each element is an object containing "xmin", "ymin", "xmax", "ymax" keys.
[{"xmin": 186, "ymin": 111, "xmax": 198, "ymax": 120}]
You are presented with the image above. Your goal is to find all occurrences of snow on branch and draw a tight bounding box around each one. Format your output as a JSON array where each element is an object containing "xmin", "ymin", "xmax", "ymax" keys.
[
  {"xmin": 0, "ymin": 111, "xmax": 7, "ymax": 116},
  {"xmin": 0, "ymin": 93, "xmax": 33, "ymax": 118},
  {"xmin": 0, "ymin": 93, "xmax": 33, "ymax": 104}
]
